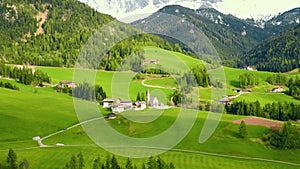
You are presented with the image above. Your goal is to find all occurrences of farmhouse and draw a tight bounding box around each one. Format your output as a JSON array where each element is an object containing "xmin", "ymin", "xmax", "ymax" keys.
[
  {"xmin": 102, "ymin": 98, "xmax": 120, "ymax": 108},
  {"xmin": 219, "ymin": 97, "xmax": 232, "ymax": 104},
  {"xmin": 120, "ymin": 100, "xmax": 133, "ymax": 108},
  {"xmin": 135, "ymin": 101, "xmax": 146, "ymax": 110},
  {"xmin": 270, "ymin": 86, "xmax": 284, "ymax": 93},
  {"xmin": 144, "ymin": 59, "xmax": 159, "ymax": 64},
  {"xmin": 111, "ymin": 105, "xmax": 125, "ymax": 113},
  {"xmin": 59, "ymin": 80, "xmax": 76, "ymax": 88},
  {"xmin": 244, "ymin": 66, "xmax": 257, "ymax": 71}
]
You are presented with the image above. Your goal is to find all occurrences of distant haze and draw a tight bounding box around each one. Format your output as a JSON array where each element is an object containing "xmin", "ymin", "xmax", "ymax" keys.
[
  {"xmin": 79, "ymin": 0, "xmax": 300, "ymax": 22},
  {"xmin": 217, "ymin": 0, "xmax": 300, "ymax": 19}
]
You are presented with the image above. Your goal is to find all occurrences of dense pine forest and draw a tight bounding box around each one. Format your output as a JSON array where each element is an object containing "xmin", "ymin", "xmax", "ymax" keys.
[
  {"xmin": 242, "ymin": 24, "xmax": 300, "ymax": 72},
  {"xmin": 0, "ymin": 63, "xmax": 51, "ymax": 86},
  {"xmin": 225, "ymin": 101, "xmax": 300, "ymax": 121},
  {"xmin": 0, "ymin": 0, "xmax": 190, "ymax": 70}
]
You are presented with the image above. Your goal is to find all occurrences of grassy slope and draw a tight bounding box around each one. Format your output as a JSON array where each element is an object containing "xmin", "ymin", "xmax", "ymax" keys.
[
  {"xmin": 1, "ymin": 47, "xmax": 300, "ymax": 168},
  {"xmin": 0, "ymin": 80, "xmax": 299, "ymax": 168}
]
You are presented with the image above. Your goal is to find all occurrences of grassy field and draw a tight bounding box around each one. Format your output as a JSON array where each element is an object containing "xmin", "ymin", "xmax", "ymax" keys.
[
  {"xmin": 143, "ymin": 77, "xmax": 178, "ymax": 88},
  {"xmin": 1, "ymin": 47, "xmax": 300, "ymax": 168},
  {"xmin": 1, "ymin": 82, "xmax": 299, "ymax": 168},
  {"xmin": 38, "ymin": 47, "xmax": 299, "ymax": 104}
]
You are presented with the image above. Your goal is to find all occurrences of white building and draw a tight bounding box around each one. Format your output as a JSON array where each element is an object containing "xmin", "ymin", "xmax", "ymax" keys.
[
  {"xmin": 103, "ymin": 98, "xmax": 120, "ymax": 108},
  {"xmin": 111, "ymin": 105, "xmax": 125, "ymax": 113},
  {"xmin": 120, "ymin": 100, "xmax": 133, "ymax": 108},
  {"xmin": 146, "ymin": 88, "xmax": 160, "ymax": 107},
  {"xmin": 272, "ymin": 86, "xmax": 284, "ymax": 93},
  {"xmin": 135, "ymin": 101, "xmax": 146, "ymax": 110}
]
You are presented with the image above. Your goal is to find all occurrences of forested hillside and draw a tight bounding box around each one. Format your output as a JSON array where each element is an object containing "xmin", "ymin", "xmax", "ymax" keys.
[
  {"xmin": 0, "ymin": 0, "xmax": 183, "ymax": 70},
  {"xmin": 0, "ymin": 0, "xmax": 115, "ymax": 67},
  {"xmin": 242, "ymin": 24, "xmax": 300, "ymax": 72},
  {"xmin": 149, "ymin": 5, "xmax": 272, "ymax": 67}
]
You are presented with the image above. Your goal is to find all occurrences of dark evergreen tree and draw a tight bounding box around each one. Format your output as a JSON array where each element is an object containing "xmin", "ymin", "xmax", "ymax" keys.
[
  {"xmin": 239, "ymin": 121, "xmax": 248, "ymax": 139},
  {"xmin": 125, "ymin": 158, "xmax": 133, "ymax": 169},
  {"xmin": 136, "ymin": 92, "xmax": 141, "ymax": 101},
  {"xmin": 110, "ymin": 155, "xmax": 120, "ymax": 169},
  {"xmin": 77, "ymin": 152, "xmax": 84, "ymax": 169},
  {"xmin": 93, "ymin": 156, "xmax": 101, "ymax": 169},
  {"xmin": 7, "ymin": 148, "xmax": 17, "ymax": 169}
]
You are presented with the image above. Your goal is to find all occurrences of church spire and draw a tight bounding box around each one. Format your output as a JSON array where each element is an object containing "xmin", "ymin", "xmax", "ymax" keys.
[{"xmin": 146, "ymin": 88, "xmax": 150, "ymax": 105}]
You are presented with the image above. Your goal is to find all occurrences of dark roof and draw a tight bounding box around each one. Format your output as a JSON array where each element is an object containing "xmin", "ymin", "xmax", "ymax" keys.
[
  {"xmin": 60, "ymin": 81, "xmax": 75, "ymax": 85},
  {"xmin": 106, "ymin": 113, "xmax": 116, "ymax": 118},
  {"xmin": 120, "ymin": 100, "xmax": 132, "ymax": 103},
  {"xmin": 103, "ymin": 98, "xmax": 119, "ymax": 102}
]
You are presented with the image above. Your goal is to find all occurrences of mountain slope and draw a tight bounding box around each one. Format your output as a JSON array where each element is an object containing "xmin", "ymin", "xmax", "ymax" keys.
[
  {"xmin": 0, "ymin": 0, "xmax": 114, "ymax": 66},
  {"xmin": 242, "ymin": 24, "xmax": 300, "ymax": 72},
  {"xmin": 264, "ymin": 7, "xmax": 300, "ymax": 34},
  {"xmin": 0, "ymin": 0, "xmax": 193, "ymax": 70},
  {"xmin": 135, "ymin": 5, "xmax": 272, "ymax": 65}
]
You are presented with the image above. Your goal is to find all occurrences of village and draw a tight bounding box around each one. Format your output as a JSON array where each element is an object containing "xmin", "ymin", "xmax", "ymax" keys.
[{"xmin": 102, "ymin": 88, "xmax": 170, "ymax": 119}]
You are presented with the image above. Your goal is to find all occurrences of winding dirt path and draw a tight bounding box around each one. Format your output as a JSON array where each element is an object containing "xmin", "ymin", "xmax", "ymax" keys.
[{"xmin": 141, "ymin": 79, "xmax": 177, "ymax": 90}]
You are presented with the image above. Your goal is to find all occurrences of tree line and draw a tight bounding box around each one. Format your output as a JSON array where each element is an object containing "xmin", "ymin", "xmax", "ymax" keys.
[
  {"xmin": 266, "ymin": 73, "xmax": 288, "ymax": 85},
  {"xmin": 239, "ymin": 72, "xmax": 259, "ymax": 89},
  {"xmin": 266, "ymin": 73, "xmax": 300, "ymax": 100},
  {"xmin": 0, "ymin": 149, "xmax": 176, "ymax": 169},
  {"xmin": 225, "ymin": 101, "xmax": 300, "ymax": 121},
  {"xmin": 262, "ymin": 122, "xmax": 300, "ymax": 149},
  {"xmin": 70, "ymin": 82, "xmax": 107, "ymax": 102},
  {"xmin": 287, "ymin": 76, "xmax": 300, "ymax": 100},
  {"xmin": 238, "ymin": 121, "xmax": 300, "ymax": 150},
  {"xmin": 63, "ymin": 152, "xmax": 175, "ymax": 169},
  {"xmin": 0, "ymin": 148, "xmax": 29, "ymax": 169},
  {"xmin": 0, "ymin": 64, "xmax": 51, "ymax": 86},
  {"xmin": 0, "ymin": 81, "xmax": 19, "ymax": 91}
]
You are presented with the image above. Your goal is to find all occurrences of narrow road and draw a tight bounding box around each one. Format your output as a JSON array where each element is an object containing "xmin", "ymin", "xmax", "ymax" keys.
[
  {"xmin": 38, "ymin": 117, "xmax": 104, "ymax": 146},
  {"xmin": 141, "ymin": 80, "xmax": 177, "ymax": 90}
]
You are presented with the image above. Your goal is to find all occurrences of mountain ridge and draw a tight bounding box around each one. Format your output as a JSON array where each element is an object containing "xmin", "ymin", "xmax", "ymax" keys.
[{"xmin": 241, "ymin": 24, "xmax": 300, "ymax": 72}]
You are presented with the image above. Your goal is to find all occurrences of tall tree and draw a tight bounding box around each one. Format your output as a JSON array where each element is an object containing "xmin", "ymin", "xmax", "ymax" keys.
[
  {"xmin": 77, "ymin": 152, "xmax": 84, "ymax": 169},
  {"xmin": 69, "ymin": 155, "xmax": 77, "ymax": 169},
  {"xmin": 93, "ymin": 156, "xmax": 101, "ymax": 169},
  {"xmin": 136, "ymin": 92, "xmax": 141, "ymax": 101},
  {"xmin": 111, "ymin": 155, "xmax": 120, "ymax": 169},
  {"xmin": 7, "ymin": 148, "xmax": 17, "ymax": 169},
  {"xmin": 18, "ymin": 158, "xmax": 29, "ymax": 169},
  {"xmin": 281, "ymin": 122, "xmax": 300, "ymax": 149},
  {"xmin": 239, "ymin": 121, "xmax": 248, "ymax": 139},
  {"xmin": 125, "ymin": 158, "xmax": 133, "ymax": 169}
]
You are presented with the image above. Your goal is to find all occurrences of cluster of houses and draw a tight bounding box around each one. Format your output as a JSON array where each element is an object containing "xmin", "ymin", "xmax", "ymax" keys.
[
  {"xmin": 219, "ymin": 86, "xmax": 285, "ymax": 105},
  {"xmin": 104, "ymin": 88, "xmax": 167, "ymax": 119}
]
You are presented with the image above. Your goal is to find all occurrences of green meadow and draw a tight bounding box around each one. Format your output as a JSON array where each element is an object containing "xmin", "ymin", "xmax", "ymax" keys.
[
  {"xmin": 1, "ymin": 47, "xmax": 300, "ymax": 168},
  {"xmin": 0, "ymin": 78, "xmax": 300, "ymax": 168}
]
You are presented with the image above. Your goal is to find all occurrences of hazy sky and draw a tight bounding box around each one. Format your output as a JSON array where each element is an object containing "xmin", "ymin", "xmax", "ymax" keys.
[{"xmin": 216, "ymin": 0, "xmax": 300, "ymax": 19}]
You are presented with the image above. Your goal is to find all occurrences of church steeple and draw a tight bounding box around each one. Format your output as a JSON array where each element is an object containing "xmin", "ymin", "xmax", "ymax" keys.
[{"xmin": 146, "ymin": 88, "xmax": 150, "ymax": 105}]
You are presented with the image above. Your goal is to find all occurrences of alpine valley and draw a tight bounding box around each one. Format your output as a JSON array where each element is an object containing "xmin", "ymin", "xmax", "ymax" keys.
[{"xmin": 0, "ymin": 0, "xmax": 300, "ymax": 169}]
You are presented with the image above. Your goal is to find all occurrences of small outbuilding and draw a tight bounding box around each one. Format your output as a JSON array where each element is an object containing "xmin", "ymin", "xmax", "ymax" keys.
[{"xmin": 135, "ymin": 101, "xmax": 146, "ymax": 110}]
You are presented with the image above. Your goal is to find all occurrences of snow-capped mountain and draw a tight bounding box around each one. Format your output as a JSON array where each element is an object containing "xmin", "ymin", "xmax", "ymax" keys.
[
  {"xmin": 264, "ymin": 7, "xmax": 300, "ymax": 33},
  {"xmin": 78, "ymin": 0, "xmax": 221, "ymax": 22}
]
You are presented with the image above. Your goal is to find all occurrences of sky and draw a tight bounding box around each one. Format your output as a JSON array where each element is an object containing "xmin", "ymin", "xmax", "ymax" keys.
[{"xmin": 216, "ymin": 0, "xmax": 300, "ymax": 19}]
